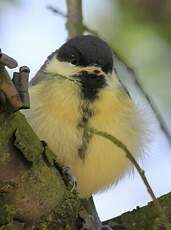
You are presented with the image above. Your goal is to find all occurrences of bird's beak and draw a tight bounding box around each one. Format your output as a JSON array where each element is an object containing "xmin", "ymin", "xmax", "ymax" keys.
[{"xmin": 72, "ymin": 66, "xmax": 106, "ymax": 79}]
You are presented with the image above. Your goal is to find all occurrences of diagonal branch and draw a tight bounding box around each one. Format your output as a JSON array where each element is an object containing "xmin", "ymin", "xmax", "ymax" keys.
[
  {"xmin": 47, "ymin": 5, "xmax": 66, "ymax": 18},
  {"xmin": 112, "ymin": 50, "xmax": 171, "ymax": 147},
  {"xmin": 48, "ymin": 1, "xmax": 84, "ymax": 38},
  {"xmin": 46, "ymin": 4, "xmax": 98, "ymax": 36},
  {"xmin": 87, "ymin": 127, "xmax": 171, "ymax": 230}
]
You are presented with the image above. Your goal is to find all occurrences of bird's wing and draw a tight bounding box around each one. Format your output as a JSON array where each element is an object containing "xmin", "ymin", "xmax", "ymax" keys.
[
  {"xmin": 30, "ymin": 50, "xmax": 58, "ymax": 87},
  {"xmin": 30, "ymin": 69, "xmax": 49, "ymax": 86},
  {"xmin": 112, "ymin": 56, "xmax": 131, "ymax": 98}
]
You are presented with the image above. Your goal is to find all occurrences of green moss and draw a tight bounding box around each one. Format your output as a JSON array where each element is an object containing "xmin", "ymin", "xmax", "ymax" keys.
[
  {"xmin": 106, "ymin": 193, "xmax": 171, "ymax": 230},
  {"xmin": 14, "ymin": 128, "xmax": 43, "ymax": 163},
  {"xmin": 0, "ymin": 112, "xmax": 43, "ymax": 164},
  {"xmin": 42, "ymin": 143, "xmax": 57, "ymax": 167},
  {"xmin": 0, "ymin": 111, "xmax": 66, "ymax": 224},
  {"xmin": 0, "ymin": 113, "xmax": 11, "ymax": 163},
  {"xmin": 36, "ymin": 189, "xmax": 81, "ymax": 230},
  {"xmin": 0, "ymin": 223, "xmax": 24, "ymax": 230},
  {"xmin": 0, "ymin": 181, "xmax": 16, "ymax": 194},
  {"xmin": 13, "ymin": 113, "xmax": 44, "ymax": 163},
  {"xmin": 9, "ymin": 152, "xmax": 66, "ymax": 223},
  {"xmin": 0, "ymin": 205, "xmax": 16, "ymax": 227},
  {"xmin": 33, "ymin": 185, "xmax": 97, "ymax": 230}
]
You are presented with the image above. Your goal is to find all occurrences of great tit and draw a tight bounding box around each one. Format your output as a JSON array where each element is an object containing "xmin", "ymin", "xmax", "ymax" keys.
[{"xmin": 24, "ymin": 35, "xmax": 145, "ymax": 198}]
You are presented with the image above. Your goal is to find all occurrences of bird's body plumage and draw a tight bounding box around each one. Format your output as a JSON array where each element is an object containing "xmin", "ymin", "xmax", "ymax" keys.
[{"xmin": 24, "ymin": 36, "xmax": 145, "ymax": 197}]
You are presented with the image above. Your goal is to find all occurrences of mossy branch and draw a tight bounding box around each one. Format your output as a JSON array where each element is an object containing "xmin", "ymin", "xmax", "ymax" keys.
[{"xmin": 105, "ymin": 191, "xmax": 171, "ymax": 230}]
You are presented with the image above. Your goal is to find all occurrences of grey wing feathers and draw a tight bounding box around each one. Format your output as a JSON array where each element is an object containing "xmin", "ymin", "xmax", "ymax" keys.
[
  {"xmin": 30, "ymin": 49, "xmax": 58, "ymax": 87},
  {"xmin": 30, "ymin": 70, "xmax": 49, "ymax": 86},
  {"xmin": 112, "ymin": 56, "xmax": 131, "ymax": 98}
]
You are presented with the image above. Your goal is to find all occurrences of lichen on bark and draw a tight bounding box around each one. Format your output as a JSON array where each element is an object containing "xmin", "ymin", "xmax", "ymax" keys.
[
  {"xmin": 0, "ymin": 111, "xmax": 65, "ymax": 226},
  {"xmin": 0, "ymin": 110, "xmax": 97, "ymax": 229}
]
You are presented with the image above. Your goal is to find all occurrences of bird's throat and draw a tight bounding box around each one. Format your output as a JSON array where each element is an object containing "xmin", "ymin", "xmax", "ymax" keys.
[{"xmin": 77, "ymin": 71, "xmax": 107, "ymax": 101}]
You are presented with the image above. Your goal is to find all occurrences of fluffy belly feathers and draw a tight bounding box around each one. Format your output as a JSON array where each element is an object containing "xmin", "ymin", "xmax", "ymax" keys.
[{"xmin": 24, "ymin": 79, "xmax": 144, "ymax": 197}]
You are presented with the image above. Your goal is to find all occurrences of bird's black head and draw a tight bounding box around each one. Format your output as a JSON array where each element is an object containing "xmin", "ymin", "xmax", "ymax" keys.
[{"xmin": 57, "ymin": 35, "xmax": 113, "ymax": 74}]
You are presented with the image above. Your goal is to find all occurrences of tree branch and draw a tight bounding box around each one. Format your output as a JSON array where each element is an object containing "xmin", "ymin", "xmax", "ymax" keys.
[
  {"xmin": 47, "ymin": 4, "xmax": 98, "ymax": 36},
  {"xmin": 47, "ymin": 5, "xmax": 66, "ymax": 18},
  {"xmin": 66, "ymin": 0, "xmax": 84, "ymax": 38}
]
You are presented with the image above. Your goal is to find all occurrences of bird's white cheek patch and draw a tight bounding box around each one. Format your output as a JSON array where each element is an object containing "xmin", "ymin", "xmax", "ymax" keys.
[{"xmin": 45, "ymin": 56, "xmax": 79, "ymax": 77}]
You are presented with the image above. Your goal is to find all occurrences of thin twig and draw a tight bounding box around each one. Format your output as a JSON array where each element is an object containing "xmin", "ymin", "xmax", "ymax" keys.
[
  {"xmin": 112, "ymin": 51, "xmax": 171, "ymax": 147},
  {"xmin": 47, "ymin": 5, "xmax": 98, "ymax": 36},
  {"xmin": 46, "ymin": 5, "xmax": 66, "ymax": 18},
  {"xmin": 83, "ymin": 24, "xmax": 98, "ymax": 36},
  {"xmin": 87, "ymin": 127, "xmax": 171, "ymax": 230}
]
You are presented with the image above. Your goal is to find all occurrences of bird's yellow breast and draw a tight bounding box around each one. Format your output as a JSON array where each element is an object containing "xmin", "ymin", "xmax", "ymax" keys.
[{"xmin": 24, "ymin": 75, "xmax": 144, "ymax": 197}]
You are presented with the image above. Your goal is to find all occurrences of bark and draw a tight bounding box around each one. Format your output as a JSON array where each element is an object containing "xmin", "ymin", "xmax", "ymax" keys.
[{"xmin": 0, "ymin": 109, "xmax": 67, "ymax": 227}]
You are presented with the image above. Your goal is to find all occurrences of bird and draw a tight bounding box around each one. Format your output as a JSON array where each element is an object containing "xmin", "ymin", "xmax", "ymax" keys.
[{"xmin": 24, "ymin": 35, "xmax": 145, "ymax": 198}]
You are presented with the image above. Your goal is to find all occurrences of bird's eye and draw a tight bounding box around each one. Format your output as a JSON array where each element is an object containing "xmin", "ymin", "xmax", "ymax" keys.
[
  {"xmin": 71, "ymin": 58, "xmax": 78, "ymax": 65},
  {"xmin": 70, "ymin": 55, "xmax": 79, "ymax": 65}
]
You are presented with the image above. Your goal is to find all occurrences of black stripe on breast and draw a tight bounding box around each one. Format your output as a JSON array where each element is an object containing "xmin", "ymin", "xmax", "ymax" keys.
[
  {"xmin": 78, "ymin": 71, "xmax": 107, "ymax": 101},
  {"xmin": 77, "ymin": 102, "xmax": 93, "ymax": 160}
]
